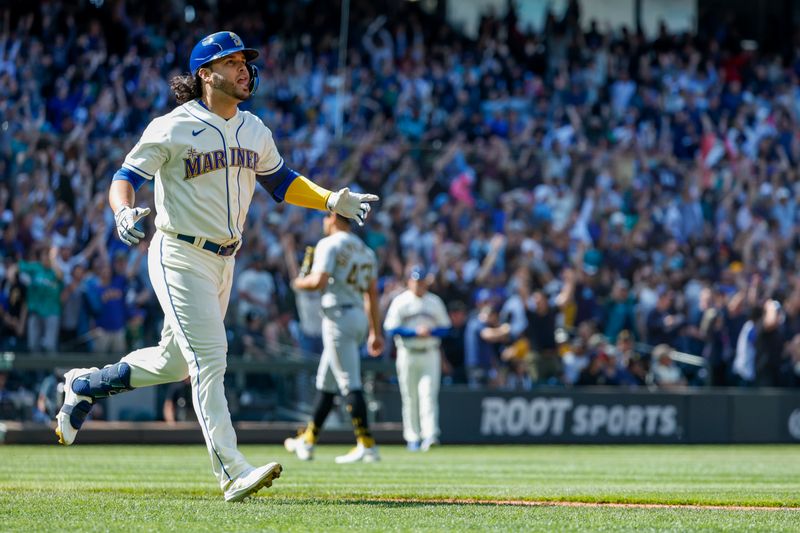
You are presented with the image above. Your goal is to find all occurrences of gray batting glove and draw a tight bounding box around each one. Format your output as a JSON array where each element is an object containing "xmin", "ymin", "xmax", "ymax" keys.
[
  {"xmin": 326, "ymin": 187, "xmax": 380, "ymax": 226},
  {"xmin": 114, "ymin": 205, "xmax": 151, "ymax": 246}
]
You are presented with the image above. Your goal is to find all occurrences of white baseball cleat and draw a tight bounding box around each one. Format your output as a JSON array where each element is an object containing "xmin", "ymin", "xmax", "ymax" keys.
[
  {"xmin": 420, "ymin": 437, "xmax": 439, "ymax": 452},
  {"xmin": 335, "ymin": 443, "xmax": 380, "ymax": 464},
  {"xmin": 284, "ymin": 436, "xmax": 314, "ymax": 461},
  {"xmin": 55, "ymin": 367, "xmax": 97, "ymax": 446},
  {"xmin": 223, "ymin": 462, "xmax": 282, "ymax": 502}
]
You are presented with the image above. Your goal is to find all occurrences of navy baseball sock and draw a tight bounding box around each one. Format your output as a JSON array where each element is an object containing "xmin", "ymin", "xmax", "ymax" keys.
[
  {"xmin": 72, "ymin": 363, "xmax": 135, "ymax": 400},
  {"xmin": 345, "ymin": 390, "xmax": 374, "ymax": 446},
  {"xmin": 311, "ymin": 391, "xmax": 336, "ymax": 430},
  {"xmin": 301, "ymin": 391, "xmax": 336, "ymax": 444}
]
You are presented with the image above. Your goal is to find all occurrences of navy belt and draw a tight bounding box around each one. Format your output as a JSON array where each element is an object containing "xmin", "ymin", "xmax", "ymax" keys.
[{"xmin": 176, "ymin": 234, "xmax": 238, "ymax": 257}]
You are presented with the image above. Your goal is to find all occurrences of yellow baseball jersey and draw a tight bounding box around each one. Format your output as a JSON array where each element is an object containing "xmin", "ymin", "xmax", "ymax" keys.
[{"xmin": 121, "ymin": 99, "xmax": 284, "ymax": 243}]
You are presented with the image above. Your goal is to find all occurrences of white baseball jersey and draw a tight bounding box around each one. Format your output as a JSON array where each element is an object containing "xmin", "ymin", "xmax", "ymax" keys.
[
  {"xmin": 312, "ymin": 231, "xmax": 377, "ymax": 309},
  {"xmin": 121, "ymin": 99, "xmax": 284, "ymax": 243},
  {"xmin": 384, "ymin": 290, "xmax": 451, "ymax": 351}
]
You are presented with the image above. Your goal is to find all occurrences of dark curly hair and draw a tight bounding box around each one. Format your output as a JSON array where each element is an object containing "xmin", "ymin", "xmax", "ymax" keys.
[{"xmin": 169, "ymin": 73, "xmax": 202, "ymax": 105}]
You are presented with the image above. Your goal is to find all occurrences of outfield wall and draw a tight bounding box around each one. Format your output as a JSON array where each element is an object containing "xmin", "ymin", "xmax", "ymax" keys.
[{"xmin": 432, "ymin": 388, "xmax": 800, "ymax": 444}]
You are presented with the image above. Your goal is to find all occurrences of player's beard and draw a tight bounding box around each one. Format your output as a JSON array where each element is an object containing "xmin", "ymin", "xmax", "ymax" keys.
[{"xmin": 209, "ymin": 73, "xmax": 250, "ymax": 102}]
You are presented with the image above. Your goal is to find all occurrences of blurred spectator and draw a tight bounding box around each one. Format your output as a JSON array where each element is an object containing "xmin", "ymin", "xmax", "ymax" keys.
[
  {"xmin": 32, "ymin": 370, "xmax": 61, "ymax": 424},
  {"xmin": 646, "ymin": 289, "xmax": 685, "ymax": 347},
  {"xmin": 85, "ymin": 256, "xmax": 129, "ymax": 354},
  {"xmin": 465, "ymin": 298, "xmax": 501, "ymax": 387},
  {"xmin": 525, "ymin": 289, "xmax": 562, "ymax": 384},
  {"xmin": 18, "ymin": 247, "xmax": 63, "ymax": 353},
  {"xmin": 755, "ymin": 299, "xmax": 784, "ymax": 387},
  {"xmin": 733, "ymin": 305, "xmax": 761, "ymax": 386},
  {"xmin": 59, "ymin": 264, "xmax": 87, "ymax": 350},
  {"xmin": 240, "ymin": 311, "xmax": 269, "ymax": 361},
  {"xmin": 236, "ymin": 253, "xmax": 275, "ymax": 327},
  {"xmin": 0, "ymin": 263, "xmax": 27, "ymax": 350},
  {"xmin": 441, "ymin": 300, "xmax": 468, "ymax": 385},
  {"xmin": 0, "ymin": 372, "xmax": 14, "ymax": 419},
  {"xmin": 650, "ymin": 344, "xmax": 688, "ymax": 389},
  {"xmin": 265, "ymin": 308, "xmax": 297, "ymax": 351},
  {"xmin": 162, "ymin": 378, "xmax": 193, "ymax": 424},
  {"xmin": 602, "ymin": 278, "xmax": 637, "ymax": 343}
]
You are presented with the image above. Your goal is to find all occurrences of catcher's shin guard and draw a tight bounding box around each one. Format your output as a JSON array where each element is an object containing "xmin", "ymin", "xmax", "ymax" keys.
[{"xmin": 72, "ymin": 362, "xmax": 135, "ymax": 399}]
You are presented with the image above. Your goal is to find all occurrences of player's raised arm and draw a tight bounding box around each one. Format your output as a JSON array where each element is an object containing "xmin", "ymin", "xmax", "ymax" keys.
[
  {"xmin": 252, "ymin": 128, "xmax": 379, "ymax": 225},
  {"xmin": 260, "ymin": 170, "xmax": 379, "ymax": 226}
]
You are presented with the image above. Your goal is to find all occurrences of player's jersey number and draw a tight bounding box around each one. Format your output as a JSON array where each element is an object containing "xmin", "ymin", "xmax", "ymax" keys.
[{"xmin": 346, "ymin": 263, "xmax": 372, "ymax": 292}]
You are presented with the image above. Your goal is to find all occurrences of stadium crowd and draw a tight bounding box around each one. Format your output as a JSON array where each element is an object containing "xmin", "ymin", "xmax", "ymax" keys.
[{"xmin": 1, "ymin": 0, "xmax": 800, "ymax": 423}]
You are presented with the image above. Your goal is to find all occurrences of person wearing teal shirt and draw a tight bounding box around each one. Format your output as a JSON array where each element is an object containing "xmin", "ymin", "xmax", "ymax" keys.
[{"xmin": 18, "ymin": 246, "xmax": 63, "ymax": 352}]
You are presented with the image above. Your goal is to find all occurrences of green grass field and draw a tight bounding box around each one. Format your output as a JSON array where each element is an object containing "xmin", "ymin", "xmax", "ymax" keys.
[{"xmin": 1, "ymin": 444, "xmax": 799, "ymax": 531}]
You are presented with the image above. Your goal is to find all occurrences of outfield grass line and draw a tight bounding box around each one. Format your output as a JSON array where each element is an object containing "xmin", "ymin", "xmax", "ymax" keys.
[{"xmin": 359, "ymin": 497, "xmax": 800, "ymax": 512}]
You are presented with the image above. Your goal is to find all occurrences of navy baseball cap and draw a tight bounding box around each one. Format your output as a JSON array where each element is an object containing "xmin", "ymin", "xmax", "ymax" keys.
[{"xmin": 409, "ymin": 265, "xmax": 427, "ymax": 281}]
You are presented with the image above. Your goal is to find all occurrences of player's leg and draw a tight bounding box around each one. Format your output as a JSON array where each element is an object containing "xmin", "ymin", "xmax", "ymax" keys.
[
  {"xmin": 214, "ymin": 256, "xmax": 281, "ymax": 500},
  {"xmin": 327, "ymin": 308, "xmax": 379, "ymax": 464},
  {"xmin": 284, "ymin": 388, "xmax": 335, "ymax": 460},
  {"xmin": 310, "ymin": 328, "xmax": 340, "ymax": 434},
  {"xmin": 285, "ymin": 343, "xmax": 337, "ymax": 460},
  {"xmin": 55, "ymin": 307, "xmax": 192, "ymax": 446},
  {"xmin": 151, "ymin": 233, "xmax": 263, "ymax": 491},
  {"xmin": 55, "ymin": 268, "xmax": 194, "ymax": 445},
  {"xmin": 120, "ymin": 322, "xmax": 188, "ymax": 387},
  {"xmin": 55, "ymin": 361, "xmax": 132, "ymax": 445},
  {"xmin": 396, "ymin": 347, "xmax": 422, "ymax": 449},
  {"xmin": 418, "ymin": 349, "xmax": 442, "ymax": 451}
]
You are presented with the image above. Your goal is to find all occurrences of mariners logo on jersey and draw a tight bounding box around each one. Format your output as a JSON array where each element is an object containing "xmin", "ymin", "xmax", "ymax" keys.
[{"xmin": 183, "ymin": 147, "xmax": 260, "ymax": 180}]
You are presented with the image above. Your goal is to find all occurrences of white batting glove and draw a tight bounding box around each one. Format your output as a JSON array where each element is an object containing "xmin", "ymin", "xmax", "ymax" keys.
[
  {"xmin": 114, "ymin": 205, "xmax": 151, "ymax": 246},
  {"xmin": 326, "ymin": 187, "xmax": 380, "ymax": 226}
]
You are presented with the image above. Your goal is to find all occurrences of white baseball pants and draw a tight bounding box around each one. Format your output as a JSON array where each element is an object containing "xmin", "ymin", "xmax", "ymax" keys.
[
  {"xmin": 120, "ymin": 231, "xmax": 250, "ymax": 488},
  {"xmin": 395, "ymin": 346, "xmax": 441, "ymax": 443}
]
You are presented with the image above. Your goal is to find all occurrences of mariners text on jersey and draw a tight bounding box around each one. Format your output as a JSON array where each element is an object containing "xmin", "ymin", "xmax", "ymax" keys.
[{"xmin": 184, "ymin": 147, "xmax": 259, "ymax": 181}]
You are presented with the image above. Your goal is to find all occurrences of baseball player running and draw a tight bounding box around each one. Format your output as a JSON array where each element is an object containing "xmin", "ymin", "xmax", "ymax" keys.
[
  {"xmin": 54, "ymin": 31, "xmax": 378, "ymax": 502},
  {"xmin": 384, "ymin": 266, "xmax": 451, "ymax": 451},
  {"xmin": 284, "ymin": 211, "xmax": 384, "ymax": 463}
]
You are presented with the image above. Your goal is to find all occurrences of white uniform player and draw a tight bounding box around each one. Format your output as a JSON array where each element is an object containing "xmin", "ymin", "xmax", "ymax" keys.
[
  {"xmin": 284, "ymin": 212, "xmax": 384, "ymax": 464},
  {"xmin": 54, "ymin": 31, "xmax": 379, "ymax": 502},
  {"xmin": 384, "ymin": 266, "xmax": 451, "ymax": 451}
]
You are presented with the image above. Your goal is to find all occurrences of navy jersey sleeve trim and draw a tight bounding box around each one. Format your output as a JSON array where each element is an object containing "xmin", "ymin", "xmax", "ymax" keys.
[
  {"xmin": 256, "ymin": 162, "xmax": 300, "ymax": 202},
  {"xmin": 121, "ymin": 163, "xmax": 155, "ymax": 179},
  {"xmin": 113, "ymin": 167, "xmax": 148, "ymax": 192}
]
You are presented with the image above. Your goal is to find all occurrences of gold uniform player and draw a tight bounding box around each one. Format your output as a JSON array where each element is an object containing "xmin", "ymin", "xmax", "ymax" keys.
[
  {"xmin": 54, "ymin": 31, "xmax": 379, "ymax": 502},
  {"xmin": 284, "ymin": 211, "xmax": 384, "ymax": 463}
]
